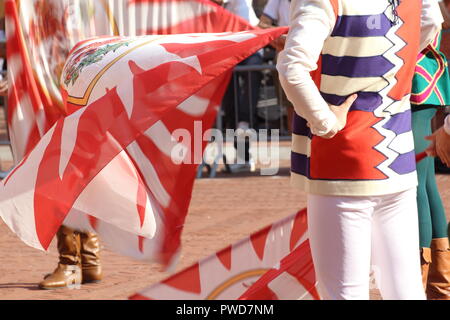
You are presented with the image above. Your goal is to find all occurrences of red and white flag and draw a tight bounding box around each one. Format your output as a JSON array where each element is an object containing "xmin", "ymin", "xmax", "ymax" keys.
[
  {"xmin": 130, "ymin": 209, "xmax": 319, "ymax": 299},
  {"xmin": 0, "ymin": 28, "xmax": 287, "ymax": 267},
  {"xmin": 6, "ymin": 0, "xmax": 254, "ymax": 163}
]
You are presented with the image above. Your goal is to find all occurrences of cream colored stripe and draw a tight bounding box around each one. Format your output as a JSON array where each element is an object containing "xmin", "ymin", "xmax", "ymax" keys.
[
  {"xmin": 383, "ymin": 96, "xmax": 411, "ymax": 115},
  {"xmin": 290, "ymin": 171, "xmax": 418, "ymax": 197},
  {"xmin": 388, "ymin": 131, "xmax": 415, "ymax": 155},
  {"xmin": 337, "ymin": 0, "xmax": 388, "ymax": 16},
  {"xmin": 292, "ymin": 134, "xmax": 311, "ymax": 157},
  {"xmin": 320, "ymin": 75, "xmax": 389, "ymax": 96},
  {"xmin": 322, "ymin": 37, "xmax": 393, "ymax": 57}
]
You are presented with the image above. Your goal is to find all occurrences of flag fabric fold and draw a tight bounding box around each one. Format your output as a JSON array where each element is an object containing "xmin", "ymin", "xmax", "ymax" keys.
[
  {"xmin": 4, "ymin": 0, "xmax": 283, "ymax": 268},
  {"xmin": 1, "ymin": 28, "xmax": 288, "ymax": 267}
]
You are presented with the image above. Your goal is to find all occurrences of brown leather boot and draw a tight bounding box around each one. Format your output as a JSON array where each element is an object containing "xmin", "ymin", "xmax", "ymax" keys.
[
  {"xmin": 421, "ymin": 247, "xmax": 432, "ymax": 291},
  {"xmin": 80, "ymin": 231, "xmax": 103, "ymax": 283},
  {"xmin": 39, "ymin": 226, "xmax": 82, "ymax": 289},
  {"xmin": 426, "ymin": 238, "xmax": 450, "ymax": 300}
]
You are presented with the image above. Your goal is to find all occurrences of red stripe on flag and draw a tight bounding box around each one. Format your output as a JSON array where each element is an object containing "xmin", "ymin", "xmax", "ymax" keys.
[
  {"xmin": 289, "ymin": 209, "xmax": 308, "ymax": 251},
  {"xmin": 162, "ymin": 263, "xmax": 202, "ymax": 294}
]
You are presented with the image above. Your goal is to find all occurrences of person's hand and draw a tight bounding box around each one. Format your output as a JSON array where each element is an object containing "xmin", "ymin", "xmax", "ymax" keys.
[
  {"xmin": 0, "ymin": 79, "xmax": 7, "ymax": 97},
  {"xmin": 270, "ymin": 35, "xmax": 286, "ymax": 52},
  {"xmin": 258, "ymin": 15, "xmax": 274, "ymax": 29},
  {"xmin": 321, "ymin": 94, "xmax": 358, "ymax": 139},
  {"xmin": 425, "ymin": 127, "xmax": 450, "ymax": 167}
]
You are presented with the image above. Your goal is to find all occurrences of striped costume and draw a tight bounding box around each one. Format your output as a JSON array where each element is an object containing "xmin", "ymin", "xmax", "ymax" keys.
[
  {"xmin": 278, "ymin": 0, "xmax": 443, "ymax": 300},
  {"xmin": 291, "ymin": 0, "xmax": 422, "ymax": 196}
]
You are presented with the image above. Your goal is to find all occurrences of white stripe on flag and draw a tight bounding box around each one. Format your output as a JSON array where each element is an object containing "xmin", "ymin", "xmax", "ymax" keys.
[{"xmin": 126, "ymin": 141, "xmax": 172, "ymax": 208}]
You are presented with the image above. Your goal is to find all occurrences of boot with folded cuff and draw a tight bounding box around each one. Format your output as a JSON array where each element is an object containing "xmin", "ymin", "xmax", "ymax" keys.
[
  {"xmin": 38, "ymin": 226, "xmax": 103, "ymax": 289},
  {"xmin": 38, "ymin": 225, "xmax": 82, "ymax": 290},
  {"xmin": 80, "ymin": 231, "xmax": 103, "ymax": 283},
  {"xmin": 420, "ymin": 247, "xmax": 432, "ymax": 291},
  {"xmin": 426, "ymin": 238, "xmax": 450, "ymax": 300}
]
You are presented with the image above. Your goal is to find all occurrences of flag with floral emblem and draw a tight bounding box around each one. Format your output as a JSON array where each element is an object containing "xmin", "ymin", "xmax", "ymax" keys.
[{"xmin": 1, "ymin": 28, "xmax": 288, "ymax": 267}]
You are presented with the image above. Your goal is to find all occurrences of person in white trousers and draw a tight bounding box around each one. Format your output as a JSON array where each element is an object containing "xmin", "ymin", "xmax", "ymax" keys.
[
  {"xmin": 308, "ymin": 189, "xmax": 421, "ymax": 299},
  {"xmin": 277, "ymin": 0, "xmax": 443, "ymax": 299}
]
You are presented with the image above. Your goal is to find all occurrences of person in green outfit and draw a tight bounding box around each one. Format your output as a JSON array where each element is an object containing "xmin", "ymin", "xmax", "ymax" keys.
[{"xmin": 412, "ymin": 20, "xmax": 450, "ymax": 298}]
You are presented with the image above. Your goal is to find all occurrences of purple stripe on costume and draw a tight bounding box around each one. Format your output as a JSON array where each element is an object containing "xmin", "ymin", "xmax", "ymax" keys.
[
  {"xmin": 331, "ymin": 14, "xmax": 391, "ymax": 37},
  {"xmin": 322, "ymin": 54, "xmax": 395, "ymax": 78},
  {"xmin": 291, "ymin": 151, "xmax": 310, "ymax": 178},
  {"xmin": 321, "ymin": 92, "xmax": 383, "ymax": 112},
  {"xmin": 292, "ymin": 113, "xmax": 312, "ymax": 138},
  {"xmin": 382, "ymin": 110, "xmax": 412, "ymax": 135},
  {"xmin": 389, "ymin": 151, "xmax": 416, "ymax": 175}
]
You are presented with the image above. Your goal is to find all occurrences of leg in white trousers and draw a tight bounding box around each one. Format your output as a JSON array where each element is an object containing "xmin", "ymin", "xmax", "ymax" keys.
[{"xmin": 307, "ymin": 188, "xmax": 425, "ymax": 300}]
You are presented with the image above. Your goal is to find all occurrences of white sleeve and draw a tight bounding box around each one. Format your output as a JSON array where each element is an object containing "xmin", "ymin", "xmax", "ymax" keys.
[
  {"xmin": 225, "ymin": 0, "xmax": 259, "ymax": 26},
  {"xmin": 276, "ymin": 0, "xmax": 337, "ymax": 136},
  {"xmin": 420, "ymin": 0, "xmax": 444, "ymax": 51},
  {"xmin": 263, "ymin": 0, "xmax": 280, "ymax": 21},
  {"xmin": 444, "ymin": 114, "xmax": 450, "ymax": 135}
]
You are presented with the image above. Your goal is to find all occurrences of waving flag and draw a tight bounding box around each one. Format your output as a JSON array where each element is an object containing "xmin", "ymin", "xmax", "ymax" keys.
[
  {"xmin": 130, "ymin": 209, "xmax": 319, "ymax": 300},
  {"xmin": 0, "ymin": 28, "xmax": 288, "ymax": 267},
  {"xmin": 6, "ymin": 0, "xmax": 253, "ymax": 163}
]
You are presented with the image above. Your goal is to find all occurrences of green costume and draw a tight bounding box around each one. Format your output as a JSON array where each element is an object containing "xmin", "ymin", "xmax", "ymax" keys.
[{"xmin": 411, "ymin": 31, "xmax": 450, "ymax": 249}]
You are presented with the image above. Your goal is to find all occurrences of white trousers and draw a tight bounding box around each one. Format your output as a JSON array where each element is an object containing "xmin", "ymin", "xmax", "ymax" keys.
[{"xmin": 307, "ymin": 188, "xmax": 425, "ymax": 300}]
